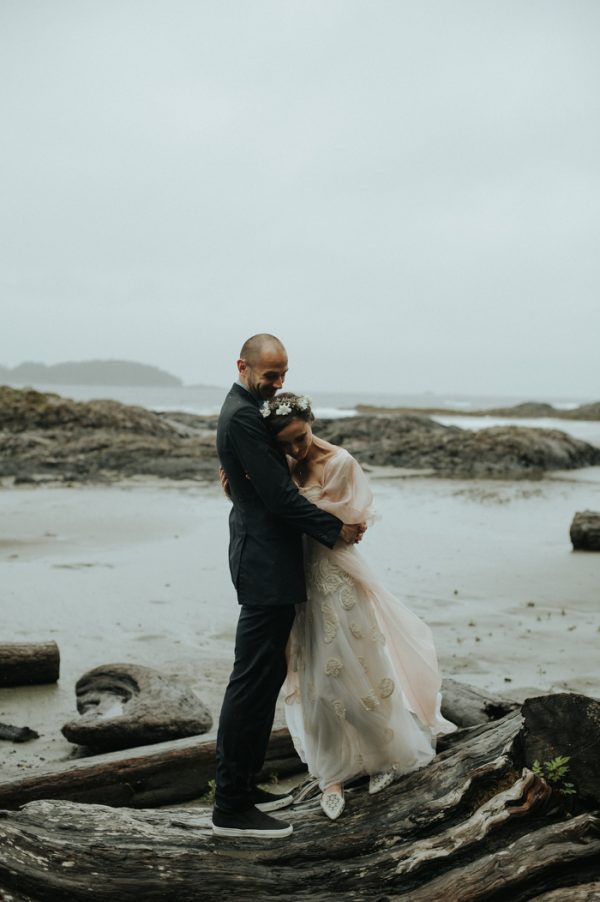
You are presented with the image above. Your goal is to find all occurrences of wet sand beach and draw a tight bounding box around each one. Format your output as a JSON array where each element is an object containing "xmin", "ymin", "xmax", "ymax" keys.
[{"xmin": 1, "ymin": 469, "xmax": 599, "ymax": 779}]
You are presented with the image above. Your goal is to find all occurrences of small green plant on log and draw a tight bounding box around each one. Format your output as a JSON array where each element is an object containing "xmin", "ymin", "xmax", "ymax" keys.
[
  {"xmin": 532, "ymin": 755, "xmax": 576, "ymax": 796},
  {"xmin": 198, "ymin": 779, "xmax": 216, "ymax": 804}
]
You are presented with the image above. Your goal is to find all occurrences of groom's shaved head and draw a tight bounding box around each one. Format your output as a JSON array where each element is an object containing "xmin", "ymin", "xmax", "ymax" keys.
[
  {"xmin": 237, "ymin": 334, "xmax": 288, "ymax": 400},
  {"xmin": 240, "ymin": 334, "xmax": 286, "ymax": 366}
]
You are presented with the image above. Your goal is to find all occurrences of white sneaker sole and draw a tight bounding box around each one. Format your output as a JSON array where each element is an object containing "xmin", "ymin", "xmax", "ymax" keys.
[
  {"xmin": 212, "ymin": 824, "xmax": 293, "ymax": 838},
  {"xmin": 255, "ymin": 794, "xmax": 294, "ymax": 812}
]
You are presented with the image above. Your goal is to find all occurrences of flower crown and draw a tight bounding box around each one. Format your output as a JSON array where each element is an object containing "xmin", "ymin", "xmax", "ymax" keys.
[{"xmin": 260, "ymin": 395, "xmax": 311, "ymax": 419}]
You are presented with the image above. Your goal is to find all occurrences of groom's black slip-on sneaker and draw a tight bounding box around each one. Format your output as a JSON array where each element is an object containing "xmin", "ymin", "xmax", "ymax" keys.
[
  {"xmin": 252, "ymin": 787, "xmax": 294, "ymax": 812},
  {"xmin": 212, "ymin": 806, "xmax": 293, "ymax": 838}
]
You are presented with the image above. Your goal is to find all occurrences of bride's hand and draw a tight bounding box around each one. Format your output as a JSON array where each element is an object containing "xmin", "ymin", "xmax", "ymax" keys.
[{"xmin": 340, "ymin": 523, "xmax": 366, "ymax": 544}]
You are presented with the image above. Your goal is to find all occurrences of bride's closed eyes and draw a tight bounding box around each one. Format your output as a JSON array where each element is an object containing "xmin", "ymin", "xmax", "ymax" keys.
[
  {"xmin": 274, "ymin": 419, "xmax": 312, "ymax": 460},
  {"xmin": 276, "ymin": 428, "xmax": 310, "ymax": 459}
]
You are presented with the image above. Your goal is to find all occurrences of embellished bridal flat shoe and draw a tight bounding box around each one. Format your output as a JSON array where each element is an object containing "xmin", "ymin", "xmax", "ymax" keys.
[
  {"xmin": 368, "ymin": 770, "xmax": 395, "ymax": 795},
  {"xmin": 320, "ymin": 787, "xmax": 345, "ymax": 820}
]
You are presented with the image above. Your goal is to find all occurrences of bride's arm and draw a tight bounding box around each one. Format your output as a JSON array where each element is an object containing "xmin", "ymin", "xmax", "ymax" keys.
[{"xmin": 318, "ymin": 449, "xmax": 377, "ymax": 526}]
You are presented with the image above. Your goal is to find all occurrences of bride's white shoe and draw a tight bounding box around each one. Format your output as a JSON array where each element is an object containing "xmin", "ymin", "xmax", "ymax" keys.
[
  {"xmin": 320, "ymin": 787, "xmax": 345, "ymax": 820},
  {"xmin": 368, "ymin": 770, "xmax": 395, "ymax": 794}
]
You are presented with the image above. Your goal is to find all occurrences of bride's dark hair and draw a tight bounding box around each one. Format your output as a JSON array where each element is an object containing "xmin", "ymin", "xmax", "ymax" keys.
[{"xmin": 261, "ymin": 392, "xmax": 314, "ymax": 436}]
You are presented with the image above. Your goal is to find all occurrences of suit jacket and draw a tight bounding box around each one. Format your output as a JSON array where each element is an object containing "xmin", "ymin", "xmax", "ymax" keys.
[{"xmin": 216, "ymin": 383, "xmax": 343, "ymax": 606}]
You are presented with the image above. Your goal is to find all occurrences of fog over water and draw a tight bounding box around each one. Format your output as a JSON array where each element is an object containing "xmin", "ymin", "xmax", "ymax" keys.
[{"xmin": 1, "ymin": 1, "xmax": 599, "ymax": 396}]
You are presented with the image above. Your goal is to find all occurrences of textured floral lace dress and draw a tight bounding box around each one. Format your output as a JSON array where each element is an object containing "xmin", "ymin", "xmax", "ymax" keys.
[{"xmin": 283, "ymin": 445, "xmax": 455, "ymax": 790}]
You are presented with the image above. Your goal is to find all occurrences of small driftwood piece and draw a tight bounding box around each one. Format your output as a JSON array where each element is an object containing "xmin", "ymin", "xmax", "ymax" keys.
[
  {"xmin": 61, "ymin": 663, "xmax": 213, "ymax": 752},
  {"xmin": 570, "ymin": 510, "xmax": 600, "ymax": 550},
  {"xmin": 0, "ymin": 723, "xmax": 39, "ymax": 743},
  {"xmin": 0, "ymin": 641, "xmax": 59, "ymax": 687},
  {"xmin": 0, "ymin": 727, "xmax": 300, "ymax": 810},
  {"xmin": 440, "ymin": 677, "xmax": 519, "ymax": 727},
  {"xmin": 2, "ymin": 698, "xmax": 600, "ymax": 901}
]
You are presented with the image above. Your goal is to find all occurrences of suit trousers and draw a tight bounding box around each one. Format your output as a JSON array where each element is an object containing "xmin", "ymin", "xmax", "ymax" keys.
[{"xmin": 215, "ymin": 603, "xmax": 297, "ymax": 812}]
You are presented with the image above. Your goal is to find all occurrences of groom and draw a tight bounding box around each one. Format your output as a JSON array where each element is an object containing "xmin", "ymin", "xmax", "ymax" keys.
[{"xmin": 212, "ymin": 333, "xmax": 364, "ymax": 838}]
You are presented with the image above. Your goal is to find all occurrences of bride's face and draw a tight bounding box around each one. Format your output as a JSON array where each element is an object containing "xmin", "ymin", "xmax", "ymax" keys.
[{"xmin": 274, "ymin": 417, "xmax": 313, "ymax": 461}]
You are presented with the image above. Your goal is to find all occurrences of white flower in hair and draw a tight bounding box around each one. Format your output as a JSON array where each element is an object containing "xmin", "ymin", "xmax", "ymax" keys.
[
  {"xmin": 260, "ymin": 402, "xmax": 271, "ymax": 418},
  {"xmin": 275, "ymin": 402, "xmax": 292, "ymax": 415},
  {"xmin": 297, "ymin": 396, "xmax": 310, "ymax": 410}
]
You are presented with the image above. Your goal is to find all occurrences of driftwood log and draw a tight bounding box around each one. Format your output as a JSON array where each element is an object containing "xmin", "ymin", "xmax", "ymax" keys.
[
  {"xmin": 570, "ymin": 510, "xmax": 600, "ymax": 550},
  {"xmin": 0, "ymin": 723, "xmax": 39, "ymax": 743},
  {"xmin": 61, "ymin": 663, "xmax": 213, "ymax": 752},
  {"xmin": 0, "ymin": 641, "xmax": 60, "ymax": 687},
  {"xmin": 440, "ymin": 677, "xmax": 519, "ymax": 727},
  {"xmin": 0, "ymin": 727, "xmax": 300, "ymax": 810},
  {"xmin": 0, "ymin": 707, "xmax": 598, "ymax": 900},
  {"xmin": 0, "ymin": 691, "xmax": 599, "ymax": 901}
]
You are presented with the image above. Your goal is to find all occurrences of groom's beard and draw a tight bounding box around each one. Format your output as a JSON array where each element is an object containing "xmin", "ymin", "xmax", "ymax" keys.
[{"xmin": 251, "ymin": 384, "xmax": 279, "ymax": 401}]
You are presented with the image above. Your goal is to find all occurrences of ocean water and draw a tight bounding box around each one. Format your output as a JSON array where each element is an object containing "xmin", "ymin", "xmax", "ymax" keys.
[{"xmin": 6, "ymin": 382, "xmax": 600, "ymax": 444}]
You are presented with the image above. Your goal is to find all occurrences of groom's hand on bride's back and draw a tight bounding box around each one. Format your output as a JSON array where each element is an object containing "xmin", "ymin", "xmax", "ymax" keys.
[{"xmin": 340, "ymin": 523, "xmax": 367, "ymax": 544}]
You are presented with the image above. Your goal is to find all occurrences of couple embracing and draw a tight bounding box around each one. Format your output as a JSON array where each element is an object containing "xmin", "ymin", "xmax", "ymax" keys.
[{"xmin": 212, "ymin": 334, "xmax": 454, "ymax": 839}]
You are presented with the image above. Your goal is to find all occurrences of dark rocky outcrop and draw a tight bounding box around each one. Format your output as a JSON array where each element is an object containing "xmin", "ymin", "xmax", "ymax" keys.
[
  {"xmin": 356, "ymin": 399, "xmax": 600, "ymax": 421},
  {"xmin": 61, "ymin": 664, "xmax": 213, "ymax": 752},
  {"xmin": 0, "ymin": 386, "xmax": 218, "ymax": 482},
  {"xmin": 318, "ymin": 416, "xmax": 600, "ymax": 478},
  {"xmin": 570, "ymin": 511, "xmax": 600, "ymax": 551},
  {"xmin": 2, "ymin": 386, "xmax": 599, "ymax": 483}
]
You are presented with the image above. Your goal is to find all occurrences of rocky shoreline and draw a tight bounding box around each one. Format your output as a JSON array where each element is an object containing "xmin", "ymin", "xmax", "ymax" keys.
[
  {"xmin": 2, "ymin": 386, "xmax": 600, "ymax": 483},
  {"xmin": 355, "ymin": 399, "xmax": 600, "ymax": 420}
]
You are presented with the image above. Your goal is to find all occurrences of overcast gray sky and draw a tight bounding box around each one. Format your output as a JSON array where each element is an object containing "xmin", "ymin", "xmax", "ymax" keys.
[{"xmin": 1, "ymin": 1, "xmax": 599, "ymax": 396}]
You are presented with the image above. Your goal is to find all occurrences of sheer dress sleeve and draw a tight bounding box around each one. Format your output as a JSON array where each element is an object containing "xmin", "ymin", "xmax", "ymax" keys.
[{"xmin": 317, "ymin": 449, "xmax": 378, "ymax": 525}]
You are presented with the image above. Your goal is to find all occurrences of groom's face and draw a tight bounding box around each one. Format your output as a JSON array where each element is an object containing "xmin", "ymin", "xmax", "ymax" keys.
[{"xmin": 239, "ymin": 347, "xmax": 288, "ymax": 401}]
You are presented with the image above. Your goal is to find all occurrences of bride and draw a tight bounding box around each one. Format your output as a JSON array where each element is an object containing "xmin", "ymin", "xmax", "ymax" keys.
[{"xmin": 260, "ymin": 392, "xmax": 456, "ymax": 820}]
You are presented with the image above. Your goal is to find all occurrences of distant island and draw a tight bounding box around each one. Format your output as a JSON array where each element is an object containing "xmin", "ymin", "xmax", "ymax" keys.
[{"xmin": 0, "ymin": 360, "xmax": 182, "ymax": 387}]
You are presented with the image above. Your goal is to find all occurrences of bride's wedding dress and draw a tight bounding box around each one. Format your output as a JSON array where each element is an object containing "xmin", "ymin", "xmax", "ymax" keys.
[{"xmin": 283, "ymin": 445, "xmax": 455, "ymax": 790}]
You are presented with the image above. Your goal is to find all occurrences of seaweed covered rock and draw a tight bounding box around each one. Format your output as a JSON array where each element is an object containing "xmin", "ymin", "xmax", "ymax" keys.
[{"xmin": 318, "ymin": 416, "xmax": 600, "ymax": 477}]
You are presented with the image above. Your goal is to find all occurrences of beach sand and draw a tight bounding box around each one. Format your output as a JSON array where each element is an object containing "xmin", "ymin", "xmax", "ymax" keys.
[{"xmin": 1, "ymin": 469, "xmax": 599, "ymax": 781}]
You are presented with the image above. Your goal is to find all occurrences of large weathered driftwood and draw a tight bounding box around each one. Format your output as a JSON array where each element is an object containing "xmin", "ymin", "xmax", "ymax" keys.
[
  {"xmin": 0, "ymin": 641, "xmax": 60, "ymax": 687},
  {"xmin": 570, "ymin": 510, "xmax": 600, "ymax": 550},
  {"xmin": 61, "ymin": 663, "xmax": 213, "ymax": 752},
  {"xmin": 1, "ymin": 693, "xmax": 599, "ymax": 901},
  {"xmin": 0, "ymin": 727, "xmax": 300, "ymax": 810}
]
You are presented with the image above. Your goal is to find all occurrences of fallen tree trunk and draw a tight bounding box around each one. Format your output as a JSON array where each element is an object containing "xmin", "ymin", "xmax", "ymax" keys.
[
  {"xmin": 0, "ymin": 727, "xmax": 300, "ymax": 810},
  {"xmin": 0, "ymin": 641, "xmax": 60, "ymax": 687},
  {"xmin": 570, "ymin": 510, "xmax": 600, "ymax": 550},
  {"xmin": 1, "ymin": 697, "xmax": 599, "ymax": 901},
  {"xmin": 440, "ymin": 677, "xmax": 519, "ymax": 727}
]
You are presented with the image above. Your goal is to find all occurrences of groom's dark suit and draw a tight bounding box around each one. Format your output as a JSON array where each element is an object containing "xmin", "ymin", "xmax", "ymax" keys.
[{"xmin": 215, "ymin": 383, "xmax": 342, "ymax": 812}]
